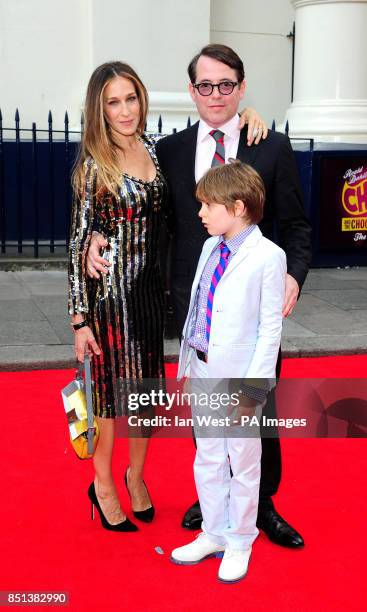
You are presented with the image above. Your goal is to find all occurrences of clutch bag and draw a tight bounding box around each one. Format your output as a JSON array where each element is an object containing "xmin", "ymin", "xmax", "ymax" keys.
[{"xmin": 61, "ymin": 355, "xmax": 99, "ymax": 459}]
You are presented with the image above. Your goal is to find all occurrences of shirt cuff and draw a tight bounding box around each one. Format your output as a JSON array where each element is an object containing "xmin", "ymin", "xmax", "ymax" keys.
[{"xmin": 240, "ymin": 384, "xmax": 268, "ymax": 404}]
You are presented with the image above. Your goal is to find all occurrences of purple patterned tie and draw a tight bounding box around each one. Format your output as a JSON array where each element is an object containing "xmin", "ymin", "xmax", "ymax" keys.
[
  {"xmin": 210, "ymin": 129, "xmax": 225, "ymax": 167},
  {"xmin": 206, "ymin": 242, "xmax": 230, "ymax": 342}
]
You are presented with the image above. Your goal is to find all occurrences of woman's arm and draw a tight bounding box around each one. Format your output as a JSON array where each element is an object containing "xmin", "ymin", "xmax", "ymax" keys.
[
  {"xmin": 68, "ymin": 158, "xmax": 96, "ymax": 314},
  {"xmin": 68, "ymin": 158, "xmax": 101, "ymax": 361}
]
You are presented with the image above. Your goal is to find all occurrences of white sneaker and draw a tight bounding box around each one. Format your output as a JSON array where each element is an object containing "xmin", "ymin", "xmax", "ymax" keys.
[
  {"xmin": 218, "ymin": 547, "xmax": 252, "ymax": 583},
  {"xmin": 171, "ymin": 532, "xmax": 225, "ymax": 565}
]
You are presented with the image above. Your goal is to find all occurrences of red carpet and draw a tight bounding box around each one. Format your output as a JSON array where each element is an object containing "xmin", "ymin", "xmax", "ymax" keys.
[{"xmin": 0, "ymin": 356, "xmax": 366, "ymax": 611}]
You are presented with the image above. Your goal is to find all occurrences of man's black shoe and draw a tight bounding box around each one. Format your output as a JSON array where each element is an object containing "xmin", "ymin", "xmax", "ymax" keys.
[
  {"xmin": 257, "ymin": 509, "xmax": 304, "ymax": 548},
  {"xmin": 181, "ymin": 500, "xmax": 202, "ymax": 530}
]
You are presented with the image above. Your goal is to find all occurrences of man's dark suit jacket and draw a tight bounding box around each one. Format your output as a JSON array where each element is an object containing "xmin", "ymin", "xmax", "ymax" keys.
[{"xmin": 156, "ymin": 122, "xmax": 312, "ymax": 334}]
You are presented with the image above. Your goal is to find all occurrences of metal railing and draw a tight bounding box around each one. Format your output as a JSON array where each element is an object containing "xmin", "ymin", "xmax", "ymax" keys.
[
  {"xmin": 0, "ymin": 109, "xmax": 82, "ymax": 256},
  {"xmin": 0, "ymin": 108, "xmax": 313, "ymax": 257}
]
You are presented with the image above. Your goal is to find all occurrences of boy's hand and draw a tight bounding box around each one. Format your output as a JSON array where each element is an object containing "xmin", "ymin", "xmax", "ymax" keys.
[
  {"xmin": 86, "ymin": 232, "xmax": 110, "ymax": 279},
  {"xmin": 182, "ymin": 376, "xmax": 191, "ymax": 397}
]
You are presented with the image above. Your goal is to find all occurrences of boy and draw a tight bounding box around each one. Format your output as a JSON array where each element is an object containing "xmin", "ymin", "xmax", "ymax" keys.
[{"xmin": 171, "ymin": 160, "xmax": 286, "ymax": 583}]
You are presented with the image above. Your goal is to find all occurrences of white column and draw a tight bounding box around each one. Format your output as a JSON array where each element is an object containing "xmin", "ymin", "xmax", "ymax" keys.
[{"xmin": 284, "ymin": 0, "xmax": 367, "ymax": 142}]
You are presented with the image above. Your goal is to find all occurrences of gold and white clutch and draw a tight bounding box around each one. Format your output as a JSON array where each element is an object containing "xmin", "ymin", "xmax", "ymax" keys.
[{"xmin": 61, "ymin": 355, "xmax": 99, "ymax": 459}]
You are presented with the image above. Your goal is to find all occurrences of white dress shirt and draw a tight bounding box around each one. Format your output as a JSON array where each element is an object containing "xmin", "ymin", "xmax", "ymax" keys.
[{"xmin": 194, "ymin": 114, "xmax": 241, "ymax": 183}]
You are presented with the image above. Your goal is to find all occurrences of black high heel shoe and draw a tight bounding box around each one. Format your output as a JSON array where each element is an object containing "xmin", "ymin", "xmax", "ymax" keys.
[
  {"xmin": 124, "ymin": 469, "xmax": 155, "ymax": 523},
  {"xmin": 88, "ymin": 483, "xmax": 138, "ymax": 532}
]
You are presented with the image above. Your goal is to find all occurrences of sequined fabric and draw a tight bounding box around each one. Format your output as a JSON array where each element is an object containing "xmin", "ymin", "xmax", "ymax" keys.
[{"xmin": 68, "ymin": 134, "xmax": 167, "ymax": 417}]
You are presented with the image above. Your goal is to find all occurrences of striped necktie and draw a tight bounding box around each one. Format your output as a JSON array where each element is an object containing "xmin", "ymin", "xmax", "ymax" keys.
[
  {"xmin": 210, "ymin": 129, "xmax": 225, "ymax": 167},
  {"xmin": 206, "ymin": 242, "xmax": 231, "ymax": 342}
]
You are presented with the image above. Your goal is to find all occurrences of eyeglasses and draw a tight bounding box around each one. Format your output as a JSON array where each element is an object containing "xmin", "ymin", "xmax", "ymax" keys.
[{"xmin": 193, "ymin": 81, "xmax": 239, "ymax": 96}]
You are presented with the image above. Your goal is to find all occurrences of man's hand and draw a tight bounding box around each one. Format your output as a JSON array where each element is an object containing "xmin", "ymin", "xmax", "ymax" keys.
[
  {"xmin": 86, "ymin": 232, "xmax": 110, "ymax": 279},
  {"xmin": 230, "ymin": 391, "xmax": 259, "ymax": 425},
  {"xmin": 282, "ymin": 274, "xmax": 300, "ymax": 318},
  {"xmin": 230, "ymin": 395, "xmax": 257, "ymax": 425},
  {"xmin": 238, "ymin": 107, "xmax": 268, "ymax": 146}
]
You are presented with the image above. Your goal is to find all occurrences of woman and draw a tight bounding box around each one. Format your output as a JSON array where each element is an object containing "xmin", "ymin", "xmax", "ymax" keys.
[
  {"xmin": 69, "ymin": 61, "xmax": 166, "ymax": 532},
  {"xmin": 68, "ymin": 61, "xmax": 266, "ymax": 532}
]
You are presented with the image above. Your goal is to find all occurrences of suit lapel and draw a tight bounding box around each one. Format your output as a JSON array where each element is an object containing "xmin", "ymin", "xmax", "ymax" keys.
[
  {"xmin": 192, "ymin": 229, "xmax": 263, "ymax": 291},
  {"xmin": 224, "ymin": 227, "xmax": 263, "ymax": 277},
  {"xmin": 175, "ymin": 123, "xmax": 259, "ymax": 190},
  {"xmin": 177, "ymin": 122, "xmax": 198, "ymax": 192},
  {"xmin": 236, "ymin": 126, "xmax": 261, "ymax": 167},
  {"xmin": 177, "ymin": 123, "xmax": 260, "ymax": 182}
]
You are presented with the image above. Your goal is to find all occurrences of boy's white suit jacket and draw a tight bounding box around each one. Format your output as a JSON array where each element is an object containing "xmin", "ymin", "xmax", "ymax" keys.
[{"xmin": 177, "ymin": 226, "xmax": 286, "ymax": 381}]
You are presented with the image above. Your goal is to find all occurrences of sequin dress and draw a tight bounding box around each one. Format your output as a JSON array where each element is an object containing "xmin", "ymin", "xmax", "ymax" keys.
[{"xmin": 68, "ymin": 134, "xmax": 167, "ymax": 418}]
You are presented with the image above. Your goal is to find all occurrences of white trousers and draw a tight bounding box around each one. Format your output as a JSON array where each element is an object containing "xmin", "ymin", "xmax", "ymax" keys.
[{"xmin": 190, "ymin": 352, "xmax": 261, "ymax": 551}]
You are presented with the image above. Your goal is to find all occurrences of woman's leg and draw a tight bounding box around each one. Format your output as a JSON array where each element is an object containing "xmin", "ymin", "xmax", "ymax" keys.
[
  {"xmin": 93, "ymin": 416, "xmax": 126, "ymax": 524},
  {"xmin": 127, "ymin": 436, "xmax": 152, "ymax": 511}
]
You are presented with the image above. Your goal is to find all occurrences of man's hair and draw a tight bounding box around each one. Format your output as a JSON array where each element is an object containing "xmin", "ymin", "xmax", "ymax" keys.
[
  {"xmin": 188, "ymin": 44, "xmax": 245, "ymax": 83},
  {"xmin": 196, "ymin": 160, "xmax": 265, "ymax": 224}
]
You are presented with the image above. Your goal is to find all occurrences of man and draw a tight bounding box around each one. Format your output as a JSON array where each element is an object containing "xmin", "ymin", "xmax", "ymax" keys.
[
  {"xmin": 157, "ymin": 43, "xmax": 311, "ymax": 549},
  {"xmin": 88, "ymin": 44, "xmax": 312, "ymax": 548}
]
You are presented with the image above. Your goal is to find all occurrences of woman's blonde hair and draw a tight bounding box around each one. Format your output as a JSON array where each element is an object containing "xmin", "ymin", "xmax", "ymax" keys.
[{"xmin": 72, "ymin": 61, "xmax": 148, "ymax": 197}]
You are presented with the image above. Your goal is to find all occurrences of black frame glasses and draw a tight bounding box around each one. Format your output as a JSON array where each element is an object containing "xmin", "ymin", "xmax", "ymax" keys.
[{"xmin": 193, "ymin": 81, "xmax": 239, "ymax": 96}]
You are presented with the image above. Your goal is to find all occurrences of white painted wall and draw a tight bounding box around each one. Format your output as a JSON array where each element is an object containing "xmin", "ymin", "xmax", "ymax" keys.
[
  {"xmin": 91, "ymin": 0, "xmax": 210, "ymax": 93},
  {"xmin": 0, "ymin": 0, "xmax": 91, "ymax": 130},
  {"xmin": 90, "ymin": 0, "xmax": 210, "ymax": 131},
  {"xmin": 0, "ymin": 0, "xmax": 210, "ymax": 132},
  {"xmin": 210, "ymin": 0, "xmax": 295, "ymax": 125},
  {"xmin": 7, "ymin": 0, "xmax": 362, "ymax": 137}
]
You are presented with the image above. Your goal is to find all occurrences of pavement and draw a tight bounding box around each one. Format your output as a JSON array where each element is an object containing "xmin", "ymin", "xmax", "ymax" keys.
[{"xmin": 0, "ymin": 266, "xmax": 367, "ymax": 371}]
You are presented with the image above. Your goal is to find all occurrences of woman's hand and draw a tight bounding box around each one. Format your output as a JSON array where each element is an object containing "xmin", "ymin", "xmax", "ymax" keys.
[
  {"xmin": 238, "ymin": 107, "xmax": 268, "ymax": 146},
  {"xmin": 74, "ymin": 326, "xmax": 101, "ymax": 362}
]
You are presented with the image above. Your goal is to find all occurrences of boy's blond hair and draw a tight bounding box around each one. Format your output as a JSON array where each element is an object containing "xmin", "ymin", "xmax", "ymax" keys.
[{"xmin": 196, "ymin": 159, "xmax": 265, "ymax": 224}]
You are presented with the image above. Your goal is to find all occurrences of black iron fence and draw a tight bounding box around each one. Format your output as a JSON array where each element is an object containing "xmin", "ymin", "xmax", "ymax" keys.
[
  {"xmin": 0, "ymin": 110, "xmax": 82, "ymax": 257},
  {"xmin": 0, "ymin": 109, "xmax": 311, "ymax": 257}
]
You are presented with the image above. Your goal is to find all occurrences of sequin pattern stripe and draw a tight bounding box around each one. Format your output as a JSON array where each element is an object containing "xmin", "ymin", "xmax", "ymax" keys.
[{"xmin": 68, "ymin": 157, "xmax": 97, "ymax": 315}]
